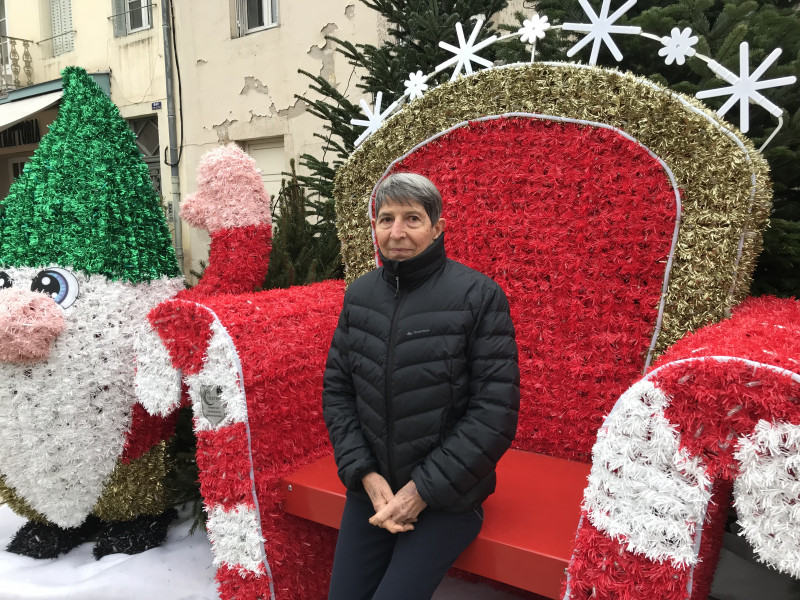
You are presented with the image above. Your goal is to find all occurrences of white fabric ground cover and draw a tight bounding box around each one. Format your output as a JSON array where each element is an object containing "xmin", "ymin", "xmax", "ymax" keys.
[{"xmin": 0, "ymin": 504, "xmax": 219, "ymax": 600}]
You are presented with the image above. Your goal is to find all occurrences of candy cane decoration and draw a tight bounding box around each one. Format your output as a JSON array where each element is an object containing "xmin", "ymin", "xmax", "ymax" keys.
[{"xmin": 565, "ymin": 297, "xmax": 800, "ymax": 600}]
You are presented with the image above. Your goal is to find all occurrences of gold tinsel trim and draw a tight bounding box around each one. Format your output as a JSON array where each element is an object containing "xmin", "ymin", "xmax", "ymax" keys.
[
  {"xmin": 333, "ymin": 63, "xmax": 771, "ymax": 352},
  {"xmin": 0, "ymin": 475, "xmax": 49, "ymax": 524},
  {"xmin": 91, "ymin": 442, "xmax": 170, "ymax": 521}
]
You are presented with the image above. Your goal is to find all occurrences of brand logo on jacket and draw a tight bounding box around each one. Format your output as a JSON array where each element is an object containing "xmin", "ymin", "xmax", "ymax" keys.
[{"xmin": 406, "ymin": 329, "xmax": 431, "ymax": 337}]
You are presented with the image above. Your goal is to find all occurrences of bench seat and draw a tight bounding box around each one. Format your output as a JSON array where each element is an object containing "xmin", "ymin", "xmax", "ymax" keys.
[{"xmin": 281, "ymin": 449, "xmax": 591, "ymax": 598}]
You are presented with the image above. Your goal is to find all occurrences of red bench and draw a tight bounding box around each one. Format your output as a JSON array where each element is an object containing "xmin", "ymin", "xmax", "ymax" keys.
[{"xmin": 282, "ymin": 450, "xmax": 591, "ymax": 598}]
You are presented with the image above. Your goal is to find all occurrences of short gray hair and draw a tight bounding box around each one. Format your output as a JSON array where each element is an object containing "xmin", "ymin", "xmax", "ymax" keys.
[{"xmin": 374, "ymin": 173, "xmax": 442, "ymax": 224}]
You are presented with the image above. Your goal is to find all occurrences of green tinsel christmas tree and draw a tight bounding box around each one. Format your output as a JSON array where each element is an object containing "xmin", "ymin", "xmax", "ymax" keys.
[{"xmin": 0, "ymin": 66, "xmax": 179, "ymax": 282}]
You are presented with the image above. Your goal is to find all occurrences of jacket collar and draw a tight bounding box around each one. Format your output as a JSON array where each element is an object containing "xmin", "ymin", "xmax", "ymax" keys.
[{"xmin": 379, "ymin": 233, "xmax": 447, "ymax": 292}]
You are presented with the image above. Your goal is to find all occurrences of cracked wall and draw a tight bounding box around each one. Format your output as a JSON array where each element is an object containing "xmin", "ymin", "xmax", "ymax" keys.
[{"xmin": 174, "ymin": 0, "xmax": 383, "ymax": 278}]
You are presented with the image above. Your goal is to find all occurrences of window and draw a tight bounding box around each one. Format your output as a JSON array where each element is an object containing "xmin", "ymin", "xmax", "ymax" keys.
[
  {"xmin": 111, "ymin": 0, "xmax": 152, "ymax": 37},
  {"xmin": 49, "ymin": 0, "xmax": 74, "ymax": 56},
  {"xmin": 0, "ymin": 1, "xmax": 9, "ymax": 74},
  {"xmin": 237, "ymin": 0, "xmax": 278, "ymax": 36},
  {"xmin": 10, "ymin": 158, "xmax": 27, "ymax": 180},
  {"xmin": 128, "ymin": 116, "xmax": 161, "ymax": 194},
  {"xmin": 126, "ymin": 1, "xmax": 150, "ymax": 33}
]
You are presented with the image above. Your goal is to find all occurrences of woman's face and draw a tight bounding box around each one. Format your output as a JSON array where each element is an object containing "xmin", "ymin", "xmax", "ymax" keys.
[{"xmin": 372, "ymin": 198, "xmax": 445, "ymax": 261}]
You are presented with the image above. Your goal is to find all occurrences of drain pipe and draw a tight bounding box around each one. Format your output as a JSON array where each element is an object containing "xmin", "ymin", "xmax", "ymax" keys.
[{"xmin": 161, "ymin": 0, "xmax": 184, "ymax": 272}]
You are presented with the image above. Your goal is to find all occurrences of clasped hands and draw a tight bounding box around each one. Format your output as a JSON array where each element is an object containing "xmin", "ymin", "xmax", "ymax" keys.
[{"xmin": 362, "ymin": 472, "xmax": 427, "ymax": 534}]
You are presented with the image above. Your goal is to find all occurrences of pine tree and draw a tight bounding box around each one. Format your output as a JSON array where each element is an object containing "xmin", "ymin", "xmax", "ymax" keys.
[
  {"xmin": 497, "ymin": 1, "xmax": 799, "ymax": 297},
  {"xmin": 263, "ymin": 159, "xmax": 342, "ymax": 288},
  {"xmin": 295, "ymin": 0, "xmax": 510, "ymax": 225}
]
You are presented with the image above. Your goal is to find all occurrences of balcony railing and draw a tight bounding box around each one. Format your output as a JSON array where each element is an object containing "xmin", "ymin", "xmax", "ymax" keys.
[{"xmin": 0, "ymin": 35, "xmax": 34, "ymax": 96}]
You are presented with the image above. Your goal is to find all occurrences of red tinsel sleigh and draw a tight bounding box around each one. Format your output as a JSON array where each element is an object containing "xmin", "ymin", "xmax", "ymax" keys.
[{"xmin": 133, "ymin": 119, "xmax": 800, "ymax": 600}]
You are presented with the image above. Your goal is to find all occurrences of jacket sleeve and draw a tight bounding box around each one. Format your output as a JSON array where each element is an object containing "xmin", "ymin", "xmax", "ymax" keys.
[
  {"xmin": 411, "ymin": 281, "xmax": 520, "ymax": 509},
  {"xmin": 322, "ymin": 298, "xmax": 378, "ymax": 490}
]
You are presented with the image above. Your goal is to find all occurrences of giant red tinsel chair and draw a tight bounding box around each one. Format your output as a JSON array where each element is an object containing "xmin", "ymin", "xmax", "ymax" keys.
[{"xmin": 133, "ymin": 60, "xmax": 795, "ymax": 600}]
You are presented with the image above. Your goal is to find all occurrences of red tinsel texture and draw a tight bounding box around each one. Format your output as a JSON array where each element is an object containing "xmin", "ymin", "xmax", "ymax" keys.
[
  {"xmin": 565, "ymin": 296, "xmax": 800, "ymax": 600},
  {"xmin": 153, "ymin": 119, "xmax": 800, "ymax": 600},
  {"xmin": 151, "ymin": 280, "xmax": 345, "ymax": 600},
  {"xmin": 120, "ymin": 403, "xmax": 179, "ymax": 464},
  {"xmin": 161, "ymin": 116, "xmax": 679, "ymax": 598},
  {"xmin": 386, "ymin": 116, "xmax": 678, "ymax": 461},
  {"xmin": 176, "ymin": 224, "xmax": 272, "ymax": 298},
  {"xmin": 654, "ymin": 296, "xmax": 800, "ymax": 484}
]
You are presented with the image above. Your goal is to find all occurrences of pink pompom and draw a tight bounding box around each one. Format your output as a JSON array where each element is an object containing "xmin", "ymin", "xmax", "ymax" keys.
[{"xmin": 0, "ymin": 289, "xmax": 66, "ymax": 362}]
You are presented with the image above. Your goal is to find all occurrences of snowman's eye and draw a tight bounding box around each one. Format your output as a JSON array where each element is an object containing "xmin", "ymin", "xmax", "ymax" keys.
[
  {"xmin": 0, "ymin": 271, "xmax": 11, "ymax": 289},
  {"xmin": 31, "ymin": 268, "xmax": 79, "ymax": 308}
]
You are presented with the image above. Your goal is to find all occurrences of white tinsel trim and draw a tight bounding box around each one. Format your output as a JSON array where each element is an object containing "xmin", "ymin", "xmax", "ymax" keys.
[
  {"xmin": 134, "ymin": 320, "xmax": 182, "ymax": 416},
  {"xmin": 585, "ymin": 378, "xmax": 712, "ymax": 566},
  {"xmin": 734, "ymin": 420, "xmax": 800, "ymax": 578},
  {"xmin": 0, "ymin": 268, "xmax": 183, "ymax": 527},
  {"xmin": 184, "ymin": 316, "xmax": 248, "ymax": 432},
  {"xmin": 206, "ymin": 503, "xmax": 267, "ymax": 574}
]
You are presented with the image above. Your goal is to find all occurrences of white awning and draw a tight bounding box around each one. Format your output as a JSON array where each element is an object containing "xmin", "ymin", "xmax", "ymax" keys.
[{"xmin": 0, "ymin": 90, "xmax": 63, "ymax": 132}]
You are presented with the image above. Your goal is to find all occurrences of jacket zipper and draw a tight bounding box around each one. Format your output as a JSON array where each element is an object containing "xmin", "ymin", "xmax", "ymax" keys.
[{"xmin": 385, "ymin": 274, "xmax": 402, "ymax": 490}]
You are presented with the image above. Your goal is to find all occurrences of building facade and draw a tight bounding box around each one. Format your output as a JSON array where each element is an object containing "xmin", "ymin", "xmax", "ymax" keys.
[
  {"xmin": 0, "ymin": 0, "xmax": 525, "ymax": 277},
  {"xmin": 0, "ymin": 0, "xmax": 384, "ymax": 277}
]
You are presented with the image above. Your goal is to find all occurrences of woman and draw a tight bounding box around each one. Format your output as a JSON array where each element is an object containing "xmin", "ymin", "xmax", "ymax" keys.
[{"xmin": 323, "ymin": 172, "xmax": 520, "ymax": 599}]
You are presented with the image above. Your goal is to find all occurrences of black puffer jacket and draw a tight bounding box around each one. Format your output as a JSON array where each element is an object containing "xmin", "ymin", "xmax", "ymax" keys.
[{"xmin": 322, "ymin": 235, "xmax": 519, "ymax": 512}]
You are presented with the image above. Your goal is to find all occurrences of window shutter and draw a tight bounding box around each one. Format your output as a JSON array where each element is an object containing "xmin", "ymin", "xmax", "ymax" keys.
[
  {"xmin": 50, "ymin": 0, "xmax": 62, "ymax": 55},
  {"xmin": 50, "ymin": 0, "xmax": 73, "ymax": 55},
  {"xmin": 111, "ymin": 0, "xmax": 126, "ymax": 37},
  {"xmin": 236, "ymin": 0, "xmax": 246, "ymax": 37},
  {"xmin": 61, "ymin": 0, "xmax": 73, "ymax": 53}
]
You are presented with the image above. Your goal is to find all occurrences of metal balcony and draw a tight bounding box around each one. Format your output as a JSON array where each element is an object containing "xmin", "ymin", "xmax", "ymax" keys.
[{"xmin": 0, "ymin": 36, "xmax": 34, "ymax": 97}]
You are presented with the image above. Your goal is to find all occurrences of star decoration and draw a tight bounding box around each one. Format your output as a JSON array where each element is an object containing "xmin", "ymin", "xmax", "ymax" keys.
[
  {"xmin": 437, "ymin": 18, "xmax": 498, "ymax": 82},
  {"xmin": 403, "ymin": 70, "xmax": 429, "ymax": 101},
  {"xmin": 696, "ymin": 42, "xmax": 797, "ymax": 133},
  {"xmin": 351, "ymin": 91, "xmax": 400, "ymax": 147},
  {"xmin": 562, "ymin": 0, "xmax": 641, "ymax": 65},
  {"xmin": 658, "ymin": 27, "xmax": 698, "ymax": 66}
]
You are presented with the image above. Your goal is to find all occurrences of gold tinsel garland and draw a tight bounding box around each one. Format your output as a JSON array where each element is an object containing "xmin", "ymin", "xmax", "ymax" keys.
[
  {"xmin": 0, "ymin": 476, "xmax": 49, "ymax": 524},
  {"xmin": 92, "ymin": 442, "xmax": 171, "ymax": 521},
  {"xmin": 333, "ymin": 63, "xmax": 771, "ymax": 352}
]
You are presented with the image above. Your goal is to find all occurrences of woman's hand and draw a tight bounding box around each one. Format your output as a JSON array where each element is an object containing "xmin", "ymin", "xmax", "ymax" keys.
[
  {"xmin": 361, "ymin": 472, "xmax": 394, "ymax": 514},
  {"xmin": 368, "ymin": 479, "xmax": 427, "ymax": 534}
]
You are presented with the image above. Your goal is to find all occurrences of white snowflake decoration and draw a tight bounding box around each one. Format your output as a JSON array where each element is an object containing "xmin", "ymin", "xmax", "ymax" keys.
[
  {"xmin": 562, "ymin": 0, "xmax": 641, "ymax": 65},
  {"xmin": 696, "ymin": 42, "xmax": 797, "ymax": 133},
  {"xmin": 404, "ymin": 70, "xmax": 429, "ymax": 101},
  {"xmin": 437, "ymin": 18, "xmax": 497, "ymax": 82},
  {"xmin": 518, "ymin": 13, "xmax": 550, "ymax": 63},
  {"xmin": 659, "ymin": 27, "xmax": 698, "ymax": 66},
  {"xmin": 346, "ymin": 5, "xmax": 795, "ymax": 148},
  {"xmin": 351, "ymin": 91, "xmax": 400, "ymax": 147},
  {"xmin": 519, "ymin": 14, "xmax": 550, "ymax": 44}
]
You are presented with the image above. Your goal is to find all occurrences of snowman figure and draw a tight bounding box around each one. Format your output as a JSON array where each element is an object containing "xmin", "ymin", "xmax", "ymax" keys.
[{"xmin": 0, "ymin": 67, "xmax": 183, "ymax": 558}]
